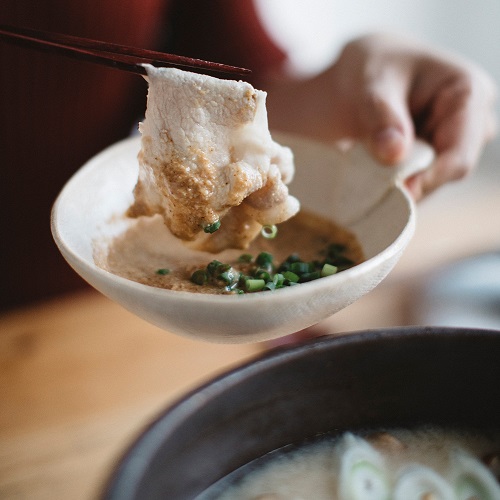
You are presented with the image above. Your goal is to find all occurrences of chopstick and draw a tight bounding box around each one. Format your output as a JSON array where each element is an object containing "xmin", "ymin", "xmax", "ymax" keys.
[{"xmin": 0, "ymin": 24, "xmax": 252, "ymax": 77}]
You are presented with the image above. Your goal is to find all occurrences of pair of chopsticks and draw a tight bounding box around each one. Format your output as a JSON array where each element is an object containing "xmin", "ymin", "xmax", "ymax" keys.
[{"xmin": 0, "ymin": 24, "xmax": 251, "ymax": 77}]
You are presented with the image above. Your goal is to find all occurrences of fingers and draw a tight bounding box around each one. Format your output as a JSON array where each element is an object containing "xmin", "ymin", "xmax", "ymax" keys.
[
  {"xmin": 336, "ymin": 34, "xmax": 497, "ymax": 200},
  {"xmin": 405, "ymin": 150, "xmax": 466, "ymax": 200},
  {"xmin": 370, "ymin": 125, "xmax": 408, "ymax": 165},
  {"xmin": 408, "ymin": 67, "xmax": 497, "ymax": 200},
  {"xmin": 320, "ymin": 34, "xmax": 496, "ymax": 201},
  {"xmin": 329, "ymin": 36, "xmax": 417, "ymax": 165},
  {"xmin": 356, "ymin": 64, "xmax": 415, "ymax": 166}
]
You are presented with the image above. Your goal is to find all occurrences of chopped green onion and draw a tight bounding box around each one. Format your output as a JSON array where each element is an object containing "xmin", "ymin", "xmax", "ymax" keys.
[
  {"xmin": 254, "ymin": 269, "xmax": 271, "ymax": 282},
  {"xmin": 219, "ymin": 269, "xmax": 240, "ymax": 288},
  {"xmin": 256, "ymin": 252, "xmax": 273, "ymax": 267},
  {"xmin": 321, "ymin": 263, "xmax": 338, "ymax": 277},
  {"xmin": 203, "ymin": 220, "xmax": 221, "ymax": 234},
  {"xmin": 191, "ymin": 270, "xmax": 208, "ymax": 285},
  {"xmin": 451, "ymin": 450, "xmax": 500, "ymax": 500},
  {"xmin": 338, "ymin": 435, "xmax": 390, "ymax": 500},
  {"xmin": 290, "ymin": 261, "xmax": 312, "ymax": 275},
  {"xmin": 187, "ymin": 238, "xmax": 356, "ymax": 294},
  {"xmin": 273, "ymin": 273, "xmax": 285, "ymax": 287},
  {"xmin": 286, "ymin": 253, "xmax": 301, "ymax": 263},
  {"xmin": 283, "ymin": 271, "xmax": 300, "ymax": 283},
  {"xmin": 261, "ymin": 224, "xmax": 278, "ymax": 239},
  {"xmin": 219, "ymin": 271, "xmax": 232, "ymax": 283},
  {"xmin": 215, "ymin": 263, "xmax": 231, "ymax": 276},
  {"xmin": 278, "ymin": 261, "xmax": 290, "ymax": 272},
  {"xmin": 207, "ymin": 260, "xmax": 223, "ymax": 276},
  {"xmin": 347, "ymin": 460, "xmax": 390, "ymax": 500},
  {"xmin": 394, "ymin": 465, "xmax": 455, "ymax": 500},
  {"xmin": 238, "ymin": 253, "xmax": 253, "ymax": 263},
  {"xmin": 299, "ymin": 271, "xmax": 321, "ymax": 282},
  {"xmin": 243, "ymin": 278, "xmax": 266, "ymax": 292},
  {"xmin": 156, "ymin": 268, "xmax": 170, "ymax": 275}
]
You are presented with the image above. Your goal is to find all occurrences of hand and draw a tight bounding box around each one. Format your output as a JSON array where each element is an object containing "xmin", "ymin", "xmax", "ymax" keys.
[{"xmin": 266, "ymin": 33, "xmax": 497, "ymax": 200}]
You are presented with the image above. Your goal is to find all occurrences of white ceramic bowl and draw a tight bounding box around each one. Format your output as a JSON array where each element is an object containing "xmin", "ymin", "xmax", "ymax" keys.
[{"xmin": 51, "ymin": 134, "xmax": 433, "ymax": 343}]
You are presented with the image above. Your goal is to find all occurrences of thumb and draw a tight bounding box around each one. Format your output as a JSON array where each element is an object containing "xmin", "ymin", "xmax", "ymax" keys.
[{"xmin": 359, "ymin": 83, "xmax": 414, "ymax": 165}]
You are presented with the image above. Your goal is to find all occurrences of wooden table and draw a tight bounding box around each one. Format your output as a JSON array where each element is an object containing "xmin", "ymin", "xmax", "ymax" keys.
[{"xmin": 1, "ymin": 144, "xmax": 500, "ymax": 499}]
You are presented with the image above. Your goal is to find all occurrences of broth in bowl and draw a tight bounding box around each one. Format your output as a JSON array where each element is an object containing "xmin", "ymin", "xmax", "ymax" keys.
[{"xmin": 198, "ymin": 427, "xmax": 500, "ymax": 499}]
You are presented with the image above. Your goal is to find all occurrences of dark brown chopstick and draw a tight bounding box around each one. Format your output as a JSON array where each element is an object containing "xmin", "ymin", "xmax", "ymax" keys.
[{"xmin": 0, "ymin": 24, "xmax": 251, "ymax": 77}]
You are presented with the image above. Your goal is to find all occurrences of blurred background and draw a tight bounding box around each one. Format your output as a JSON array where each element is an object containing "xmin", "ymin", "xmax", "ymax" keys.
[{"xmin": 256, "ymin": 0, "xmax": 500, "ymax": 86}]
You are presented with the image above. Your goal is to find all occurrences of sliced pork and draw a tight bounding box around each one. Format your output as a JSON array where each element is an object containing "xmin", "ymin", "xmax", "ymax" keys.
[{"xmin": 128, "ymin": 65, "xmax": 299, "ymax": 252}]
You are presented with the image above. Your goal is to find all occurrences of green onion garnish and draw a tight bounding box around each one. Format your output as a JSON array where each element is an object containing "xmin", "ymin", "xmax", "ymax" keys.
[
  {"xmin": 191, "ymin": 270, "xmax": 208, "ymax": 285},
  {"xmin": 299, "ymin": 271, "xmax": 321, "ymax": 282},
  {"xmin": 219, "ymin": 269, "xmax": 240, "ymax": 288},
  {"xmin": 254, "ymin": 269, "xmax": 271, "ymax": 282},
  {"xmin": 156, "ymin": 268, "xmax": 170, "ymax": 275},
  {"xmin": 215, "ymin": 263, "xmax": 231, "ymax": 276},
  {"xmin": 286, "ymin": 253, "xmax": 301, "ymax": 263},
  {"xmin": 203, "ymin": 220, "xmax": 221, "ymax": 234},
  {"xmin": 321, "ymin": 263, "xmax": 338, "ymax": 277},
  {"xmin": 261, "ymin": 224, "xmax": 278, "ymax": 239},
  {"xmin": 188, "ymin": 240, "xmax": 356, "ymax": 293},
  {"xmin": 256, "ymin": 252, "xmax": 273, "ymax": 267},
  {"xmin": 273, "ymin": 273, "xmax": 285, "ymax": 287},
  {"xmin": 207, "ymin": 260, "xmax": 223, "ymax": 276},
  {"xmin": 283, "ymin": 271, "xmax": 300, "ymax": 283},
  {"xmin": 290, "ymin": 261, "xmax": 312, "ymax": 274},
  {"xmin": 243, "ymin": 278, "xmax": 266, "ymax": 292},
  {"xmin": 238, "ymin": 253, "xmax": 253, "ymax": 263}
]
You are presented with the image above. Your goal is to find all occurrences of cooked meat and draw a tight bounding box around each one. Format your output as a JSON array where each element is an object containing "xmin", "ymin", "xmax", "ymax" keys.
[{"xmin": 127, "ymin": 65, "xmax": 299, "ymax": 252}]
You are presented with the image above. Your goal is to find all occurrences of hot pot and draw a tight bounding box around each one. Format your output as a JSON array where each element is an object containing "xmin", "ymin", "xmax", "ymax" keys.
[{"xmin": 101, "ymin": 326, "xmax": 500, "ymax": 499}]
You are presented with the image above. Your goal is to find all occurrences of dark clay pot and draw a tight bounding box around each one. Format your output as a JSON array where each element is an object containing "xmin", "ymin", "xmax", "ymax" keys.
[{"xmin": 102, "ymin": 327, "xmax": 500, "ymax": 499}]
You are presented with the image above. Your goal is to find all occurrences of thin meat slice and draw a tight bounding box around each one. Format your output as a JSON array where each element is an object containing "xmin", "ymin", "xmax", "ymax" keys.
[{"xmin": 128, "ymin": 65, "xmax": 299, "ymax": 252}]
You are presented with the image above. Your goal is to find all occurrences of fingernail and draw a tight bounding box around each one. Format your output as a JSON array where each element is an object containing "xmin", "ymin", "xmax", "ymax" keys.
[{"xmin": 373, "ymin": 126, "xmax": 405, "ymax": 164}]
